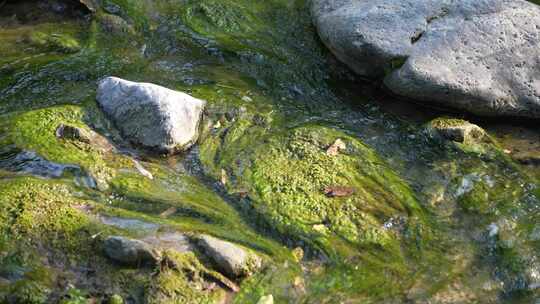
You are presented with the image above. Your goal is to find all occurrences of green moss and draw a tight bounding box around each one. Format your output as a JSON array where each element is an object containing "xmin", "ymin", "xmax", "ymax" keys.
[
  {"xmin": 0, "ymin": 178, "xmax": 92, "ymax": 252},
  {"xmin": 203, "ymin": 123, "xmax": 423, "ymax": 256},
  {"xmin": 107, "ymin": 167, "xmax": 287, "ymax": 259},
  {"xmin": 108, "ymin": 294, "xmax": 124, "ymax": 304},
  {"xmin": 145, "ymin": 251, "xmax": 218, "ymax": 304},
  {"xmin": 28, "ymin": 32, "xmax": 81, "ymax": 54},
  {"xmin": 0, "ymin": 104, "xmax": 135, "ymax": 188},
  {"xmin": 60, "ymin": 288, "xmax": 88, "ymax": 304},
  {"xmin": 0, "ymin": 20, "xmax": 88, "ymax": 66},
  {"xmin": 8, "ymin": 280, "xmax": 51, "ymax": 304},
  {"xmin": 234, "ymin": 263, "xmax": 302, "ymax": 304},
  {"xmin": 200, "ymin": 120, "xmax": 446, "ymax": 300},
  {"xmin": 430, "ymin": 117, "xmax": 471, "ymax": 129}
]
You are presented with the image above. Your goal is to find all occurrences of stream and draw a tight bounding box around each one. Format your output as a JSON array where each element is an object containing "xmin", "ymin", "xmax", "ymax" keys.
[{"xmin": 0, "ymin": 0, "xmax": 539, "ymax": 303}]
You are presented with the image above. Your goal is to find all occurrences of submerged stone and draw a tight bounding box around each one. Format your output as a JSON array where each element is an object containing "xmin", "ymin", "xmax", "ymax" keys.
[
  {"xmin": 312, "ymin": 0, "xmax": 540, "ymax": 118},
  {"xmin": 103, "ymin": 236, "xmax": 158, "ymax": 265},
  {"xmin": 427, "ymin": 118, "xmax": 486, "ymax": 144},
  {"xmin": 196, "ymin": 234, "xmax": 262, "ymax": 279},
  {"xmin": 98, "ymin": 14, "xmax": 135, "ymax": 34},
  {"xmin": 56, "ymin": 124, "xmax": 93, "ymax": 144},
  {"xmin": 142, "ymin": 232, "xmax": 194, "ymax": 254},
  {"xmin": 99, "ymin": 216, "xmax": 160, "ymax": 234},
  {"xmin": 96, "ymin": 77, "xmax": 206, "ymax": 154}
]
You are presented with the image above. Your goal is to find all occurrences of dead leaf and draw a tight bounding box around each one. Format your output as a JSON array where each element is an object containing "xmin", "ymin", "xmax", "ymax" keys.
[
  {"xmin": 160, "ymin": 207, "xmax": 177, "ymax": 218},
  {"xmin": 324, "ymin": 186, "xmax": 355, "ymax": 198},
  {"xmin": 293, "ymin": 276, "xmax": 306, "ymax": 294},
  {"xmin": 326, "ymin": 139, "xmax": 346, "ymax": 156},
  {"xmin": 312, "ymin": 224, "xmax": 327, "ymax": 233},
  {"xmin": 236, "ymin": 190, "xmax": 249, "ymax": 198},
  {"xmin": 132, "ymin": 158, "xmax": 153, "ymax": 180},
  {"xmin": 221, "ymin": 169, "xmax": 228, "ymax": 186}
]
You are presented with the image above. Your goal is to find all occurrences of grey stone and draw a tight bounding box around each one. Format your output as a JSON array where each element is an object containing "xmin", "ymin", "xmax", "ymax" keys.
[
  {"xmin": 98, "ymin": 14, "xmax": 135, "ymax": 34},
  {"xmin": 197, "ymin": 235, "xmax": 261, "ymax": 278},
  {"xmin": 312, "ymin": 0, "xmax": 540, "ymax": 118},
  {"xmin": 103, "ymin": 236, "xmax": 158, "ymax": 265},
  {"xmin": 142, "ymin": 232, "xmax": 195, "ymax": 253},
  {"xmin": 96, "ymin": 77, "xmax": 205, "ymax": 153}
]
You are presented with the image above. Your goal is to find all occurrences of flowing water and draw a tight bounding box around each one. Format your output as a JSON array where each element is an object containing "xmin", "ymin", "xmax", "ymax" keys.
[{"xmin": 0, "ymin": 0, "xmax": 539, "ymax": 303}]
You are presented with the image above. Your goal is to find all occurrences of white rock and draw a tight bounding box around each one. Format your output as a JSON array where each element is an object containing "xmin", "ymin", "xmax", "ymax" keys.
[{"xmin": 97, "ymin": 77, "xmax": 205, "ymax": 153}]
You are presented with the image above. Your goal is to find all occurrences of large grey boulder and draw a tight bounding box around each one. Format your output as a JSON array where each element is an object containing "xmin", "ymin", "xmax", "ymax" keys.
[
  {"xmin": 97, "ymin": 77, "xmax": 205, "ymax": 153},
  {"xmin": 196, "ymin": 235, "xmax": 262, "ymax": 279},
  {"xmin": 312, "ymin": 0, "xmax": 540, "ymax": 118}
]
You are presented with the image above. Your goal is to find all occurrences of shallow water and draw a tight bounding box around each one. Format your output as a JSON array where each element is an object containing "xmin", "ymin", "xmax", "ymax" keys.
[{"xmin": 0, "ymin": 0, "xmax": 539, "ymax": 303}]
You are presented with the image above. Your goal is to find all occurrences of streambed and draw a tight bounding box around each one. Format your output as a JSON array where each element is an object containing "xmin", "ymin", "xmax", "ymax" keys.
[{"xmin": 0, "ymin": 1, "xmax": 539, "ymax": 303}]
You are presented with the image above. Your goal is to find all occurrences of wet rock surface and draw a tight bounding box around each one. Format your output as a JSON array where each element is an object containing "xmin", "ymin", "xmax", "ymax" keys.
[
  {"xmin": 96, "ymin": 77, "xmax": 206, "ymax": 154},
  {"xmin": 56, "ymin": 124, "xmax": 93, "ymax": 144},
  {"xmin": 196, "ymin": 235, "xmax": 262, "ymax": 279},
  {"xmin": 103, "ymin": 236, "xmax": 159, "ymax": 265},
  {"xmin": 0, "ymin": 0, "xmax": 539, "ymax": 303},
  {"xmin": 312, "ymin": 0, "xmax": 540, "ymax": 118}
]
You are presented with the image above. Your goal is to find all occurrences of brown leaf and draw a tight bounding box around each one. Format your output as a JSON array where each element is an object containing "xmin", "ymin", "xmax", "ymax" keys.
[
  {"xmin": 236, "ymin": 190, "xmax": 249, "ymax": 199},
  {"xmin": 160, "ymin": 207, "xmax": 177, "ymax": 218},
  {"xmin": 326, "ymin": 139, "xmax": 346, "ymax": 156},
  {"xmin": 324, "ymin": 186, "xmax": 355, "ymax": 198}
]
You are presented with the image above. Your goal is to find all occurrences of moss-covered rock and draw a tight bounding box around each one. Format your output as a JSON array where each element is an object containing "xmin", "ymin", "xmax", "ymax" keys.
[
  {"xmin": 145, "ymin": 251, "xmax": 225, "ymax": 304},
  {"xmin": 428, "ymin": 118, "xmax": 486, "ymax": 144}
]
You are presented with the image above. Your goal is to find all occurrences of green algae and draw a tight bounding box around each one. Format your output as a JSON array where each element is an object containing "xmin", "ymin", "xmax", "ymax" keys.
[
  {"xmin": 0, "ymin": 104, "xmax": 133, "ymax": 189},
  {"xmin": 146, "ymin": 250, "xmax": 227, "ymax": 304},
  {"xmin": 28, "ymin": 31, "xmax": 81, "ymax": 54},
  {"xmin": 0, "ymin": 178, "xmax": 90, "ymax": 250}
]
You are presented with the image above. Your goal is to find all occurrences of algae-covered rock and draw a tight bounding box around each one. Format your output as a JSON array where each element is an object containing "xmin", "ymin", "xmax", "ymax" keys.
[
  {"xmin": 55, "ymin": 123, "xmax": 114, "ymax": 153},
  {"xmin": 427, "ymin": 118, "xmax": 486, "ymax": 144},
  {"xmin": 96, "ymin": 77, "xmax": 206, "ymax": 154},
  {"xmin": 56, "ymin": 124, "xmax": 93, "ymax": 144},
  {"xmin": 146, "ymin": 251, "xmax": 225, "ymax": 303},
  {"xmin": 108, "ymin": 294, "xmax": 124, "ymax": 304},
  {"xmin": 196, "ymin": 234, "xmax": 262, "ymax": 279},
  {"xmin": 103, "ymin": 236, "xmax": 158, "ymax": 265}
]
